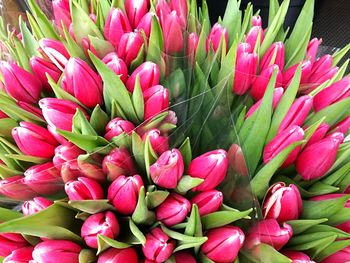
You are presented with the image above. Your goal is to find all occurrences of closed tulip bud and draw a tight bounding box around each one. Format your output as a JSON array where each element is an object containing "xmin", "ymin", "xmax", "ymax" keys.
[
  {"xmin": 282, "ymin": 251, "xmax": 315, "ymax": 263},
  {"xmin": 65, "ymin": 177, "xmax": 104, "ymax": 200},
  {"xmin": 321, "ymin": 247, "xmax": 350, "ymax": 263},
  {"xmin": 252, "ymin": 15, "xmax": 262, "ymax": 27},
  {"xmin": 118, "ymin": 31, "xmax": 144, "ymax": 66},
  {"xmin": 17, "ymin": 101, "xmax": 43, "ymax": 120},
  {"xmin": 97, "ymin": 248, "xmax": 139, "ymax": 263},
  {"xmin": 296, "ymin": 132, "xmax": 344, "ymax": 180},
  {"xmin": 188, "ymin": 149, "xmax": 228, "ymax": 191},
  {"xmin": 333, "ymin": 116, "xmax": 350, "ymax": 135},
  {"xmin": 173, "ymin": 251, "xmax": 196, "ymax": 263},
  {"xmin": 3, "ymin": 246, "xmax": 34, "ymax": 263},
  {"xmin": 104, "ymin": 8, "xmax": 132, "ymax": 48},
  {"xmin": 0, "ymin": 233, "xmax": 28, "ymax": 257},
  {"xmin": 108, "ymin": 175, "xmax": 143, "ymax": 215},
  {"xmin": 39, "ymin": 39, "xmax": 70, "ymax": 70},
  {"xmin": 143, "ymin": 85, "xmax": 169, "ymax": 120},
  {"xmin": 201, "ymin": 226, "xmax": 245, "ymax": 262},
  {"xmin": 142, "ymin": 129, "xmax": 169, "ymax": 155},
  {"xmin": 170, "ymin": 0, "xmax": 188, "ymax": 28},
  {"xmin": 187, "ymin": 32, "xmax": 199, "ymax": 58},
  {"xmin": 81, "ymin": 37, "xmax": 99, "ymax": 58},
  {"xmin": 246, "ymin": 26, "xmax": 264, "ymax": 50},
  {"xmin": 126, "ymin": 62, "xmax": 160, "ymax": 92},
  {"xmin": 39, "ymin": 98, "xmax": 89, "ymax": 131},
  {"xmin": 305, "ymin": 123, "xmax": 330, "ymax": 147},
  {"xmin": 77, "ymin": 154, "xmax": 105, "ymax": 183},
  {"xmin": 277, "ymin": 95, "xmax": 313, "ymax": 134},
  {"xmin": 306, "ymin": 38, "xmax": 322, "ymax": 64},
  {"xmin": 30, "ymin": 57, "xmax": 61, "ymax": 91},
  {"xmin": 52, "ymin": 0, "xmax": 71, "ymax": 28},
  {"xmin": 263, "ymin": 125, "xmax": 304, "ymax": 167},
  {"xmin": 282, "ymin": 61, "xmax": 312, "ymax": 88},
  {"xmin": 22, "ymin": 197, "xmax": 53, "ymax": 216},
  {"xmin": 156, "ymin": 193, "xmax": 191, "ymax": 226},
  {"xmin": 81, "ymin": 211, "xmax": 120, "ymax": 249},
  {"xmin": 156, "ymin": 0, "xmax": 171, "ymax": 27},
  {"xmin": 192, "ymin": 190, "xmax": 223, "ymax": 216},
  {"xmin": 206, "ymin": 23, "xmax": 228, "ymax": 52},
  {"xmin": 136, "ymin": 12, "xmax": 154, "ymax": 37},
  {"xmin": 313, "ymin": 77, "xmax": 350, "ymax": 112},
  {"xmin": 104, "ymin": 118, "xmax": 135, "ymax": 141},
  {"xmin": 227, "ymin": 144, "xmax": 248, "ymax": 176},
  {"xmin": 125, "ymin": 0, "xmax": 148, "ymax": 28},
  {"xmin": 143, "ymin": 228, "xmax": 175, "ymax": 262},
  {"xmin": 0, "ymin": 176, "xmax": 36, "ymax": 200},
  {"xmin": 260, "ymin": 42, "xmax": 285, "ymax": 72},
  {"xmin": 163, "ymin": 11, "xmax": 184, "ymax": 54},
  {"xmin": 0, "ymin": 61, "xmax": 42, "ymax": 103},
  {"xmin": 102, "ymin": 52, "xmax": 128, "ymax": 83},
  {"xmin": 32, "ymin": 240, "xmax": 81, "ymax": 263},
  {"xmin": 245, "ymin": 219, "xmax": 292, "ymax": 251}
]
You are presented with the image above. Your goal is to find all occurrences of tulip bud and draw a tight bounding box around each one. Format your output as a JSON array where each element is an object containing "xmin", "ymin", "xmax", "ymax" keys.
[
  {"xmin": 321, "ymin": 246, "xmax": 350, "ymax": 263},
  {"xmin": 77, "ymin": 154, "xmax": 106, "ymax": 183},
  {"xmin": 282, "ymin": 61, "xmax": 312, "ymax": 88},
  {"xmin": 97, "ymin": 247, "xmax": 139, "ymax": 263},
  {"xmin": 252, "ymin": 15, "xmax": 262, "ymax": 27},
  {"xmin": 17, "ymin": 101, "xmax": 43, "ymax": 120},
  {"xmin": 188, "ymin": 149, "xmax": 228, "ymax": 191},
  {"xmin": 192, "ymin": 190, "xmax": 223, "ymax": 216},
  {"xmin": 227, "ymin": 144, "xmax": 248, "ymax": 176},
  {"xmin": 143, "ymin": 228, "xmax": 175, "ymax": 262},
  {"xmin": 104, "ymin": 118, "xmax": 135, "ymax": 141},
  {"xmin": 142, "ymin": 129, "xmax": 169, "ymax": 155},
  {"xmin": 3, "ymin": 246, "xmax": 34, "ymax": 263},
  {"xmin": 0, "ymin": 176, "xmax": 36, "ymax": 200},
  {"xmin": 206, "ymin": 23, "xmax": 228, "ymax": 52},
  {"xmin": 296, "ymin": 132, "xmax": 344, "ymax": 180},
  {"xmin": 173, "ymin": 251, "xmax": 196, "ymax": 263},
  {"xmin": 143, "ymin": 85, "xmax": 169, "ymax": 120},
  {"xmin": 306, "ymin": 38, "xmax": 322, "ymax": 64},
  {"xmin": 52, "ymin": 0, "xmax": 71, "ymax": 28},
  {"xmin": 282, "ymin": 251, "xmax": 316, "ymax": 263},
  {"xmin": 263, "ymin": 125, "xmax": 304, "ymax": 167},
  {"xmin": 62, "ymin": 58, "xmax": 103, "ymax": 108},
  {"xmin": 187, "ymin": 32, "xmax": 199, "ymax": 58},
  {"xmin": 333, "ymin": 116, "xmax": 350, "ymax": 135},
  {"xmin": 104, "ymin": 8, "xmax": 132, "ymax": 48},
  {"xmin": 32, "ymin": 240, "xmax": 81, "ymax": 263},
  {"xmin": 108, "ymin": 175, "xmax": 143, "ymax": 215},
  {"xmin": 30, "ymin": 56, "xmax": 61, "ymax": 91},
  {"xmin": 305, "ymin": 123, "xmax": 330, "ymax": 147},
  {"xmin": 156, "ymin": 0, "xmax": 171, "ymax": 27},
  {"xmin": 201, "ymin": 226, "xmax": 245, "ymax": 262},
  {"xmin": 163, "ymin": 11, "xmax": 184, "ymax": 54},
  {"xmin": 126, "ymin": 62, "xmax": 160, "ymax": 92},
  {"xmin": 170, "ymin": 0, "xmax": 188, "ymax": 28},
  {"xmin": 39, "ymin": 39, "xmax": 70, "ymax": 70},
  {"xmin": 245, "ymin": 219, "xmax": 292, "ymax": 251},
  {"xmin": 118, "ymin": 31, "xmax": 144, "ymax": 66},
  {"xmin": 22, "ymin": 197, "xmax": 53, "ymax": 216},
  {"xmin": 136, "ymin": 12, "xmax": 154, "ymax": 37},
  {"xmin": 102, "ymin": 52, "xmax": 128, "ymax": 83},
  {"xmin": 81, "ymin": 211, "xmax": 120, "ymax": 249},
  {"xmin": 0, "ymin": 233, "xmax": 28, "ymax": 257},
  {"xmin": 0, "ymin": 61, "xmax": 42, "ymax": 103},
  {"xmin": 156, "ymin": 193, "xmax": 191, "ymax": 226},
  {"xmin": 313, "ymin": 77, "xmax": 350, "ymax": 112},
  {"xmin": 260, "ymin": 42, "xmax": 285, "ymax": 71},
  {"xmin": 65, "ymin": 177, "xmax": 104, "ymax": 200},
  {"xmin": 246, "ymin": 26, "xmax": 264, "ymax": 50},
  {"xmin": 277, "ymin": 95, "xmax": 313, "ymax": 134},
  {"xmin": 125, "ymin": 0, "xmax": 149, "ymax": 28}
]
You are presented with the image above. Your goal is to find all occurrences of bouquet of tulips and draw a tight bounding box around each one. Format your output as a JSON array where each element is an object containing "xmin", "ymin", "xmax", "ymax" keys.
[{"xmin": 0, "ymin": 0, "xmax": 350, "ymax": 261}]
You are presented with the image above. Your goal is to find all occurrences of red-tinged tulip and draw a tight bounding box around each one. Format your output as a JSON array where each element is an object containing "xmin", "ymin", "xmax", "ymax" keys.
[
  {"xmin": 245, "ymin": 219, "xmax": 292, "ymax": 251},
  {"xmin": 156, "ymin": 193, "xmax": 191, "ymax": 226},
  {"xmin": 143, "ymin": 85, "xmax": 169, "ymax": 120},
  {"xmin": 81, "ymin": 211, "xmax": 120, "ymax": 249},
  {"xmin": 227, "ymin": 144, "xmax": 248, "ymax": 176},
  {"xmin": 277, "ymin": 95, "xmax": 313, "ymax": 134},
  {"xmin": 187, "ymin": 32, "xmax": 199, "ymax": 58},
  {"xmin": 0, "ymin": 176, "xmax": 36, "ymax": 200},
  {"xmin": 108, "ymin": 175, "xmax": 143, "ymax": 215},
  {"xmin": 22, "ymin": 197, "xmax": 53, "ymax": 216},
  {"xmin": 102, "ymin": 52, "xmax": 128, "ymax": 83},
  {"xmin": 263, "ymin": 182, "xmax": 302, "ymax": 222},
  {"xmin": 104, "ymin": 8, "xmax": 132, "ymax": 48},
  {"xmin": 118, "ymin": 31, "xmax": 144, "ymax": 66},
  {"xmin": 39, "ymin": 39, "xmax": 70, "ymax": 70},
  {"xmin": 32, "ymin": 240, "xmax": 81, "ymax": 263},
  {"xmin": 282, "ymin": 61, "xmax": 312, "ymax": 88},
  {"xmin": 126, "ymin": 62, "xmax": 160, "ymax": 92},
  {"xmin": 260, "ymin": 42, "xmax": 285, "ymax": 71},
  {"xmin": 333, "ymin": 116, "xmax": 350, "ymax": 135},
  {"xmin": 282, "ymin": 251, "xmax": 316, "ymax": 263},
  {"xmin": 143, "ymin": 228, "xmax": 175, "ymax": 262},
  {"xmin": 170, "ymin": 0, "xmax": 188, "ymax": 28},
  {"xmin": 263, "ymin": 125, "xmax": 304, "ymax": 167},
  {"xmin": 102, "ymin": 148, "xmax": 137, "ymax": 181},
  {"xmin": 163, "ymin": 11, "xmax": 184, "ymax": 54},
  {"xmin": 52, "ymin": 0, "xmax": 71, "ymax": 28},
  {"xmin": 142, "ymin": 129, "xmax": 169, "ymax": 155},
  {"xmin": 24, "ymin": 162, "xmax": 63, "ymax": 195},
  {"xmin": 97, "ymin": 248, "xmax": 139, "ymax": 263},
  {"xmin": 0, "ymin": 233, "xmax": 28, "ymax": 257},
  {"xmin": 188, "ymin": 149, "xmax": 228, "ymax": 191},
  {"xmin": 156, "ymin": 0, "xmax": 171, "ymax": 27},
  {"xmin": 65, "ymin": 177, "xmax": 104, "ymax": 200},
  {"xmin": 313, "ymin": 77, "xmax": 350, "ymax": 112},
  {"xmin": 77, "ymin": 154, "xmax": 106, "ymax": 183},
  {"xmin": 252, "ymin": 15, "xmax": 262, "ymax": 27},
  {"xmin": 306, "ymin": 37, "xmax": 322, "ymax": 64},
  {"xmin": 62, "ymin": 58, "xmax": 103, "ymax": 108},
  {"xmin": 201, "ymin": 226, "xmax": 245, "ymax": 263},
  {"xmin": 337, "ymin": 221, "xmax": 350, "ymax": 234},
  {"xmin": 30, "ymin": 56, "xmax": 61, "ymax": 91},
  {"xmin": 246, "ymin": 87, "xmax": 284, "ymax": 118},
  {"xmin": 309, "ymin": 194, "xmax": 350, "ymax": 207},
  {"xmin": 136, "ymin": 12, "xmax": 154, "ymax": 37},
  {"xmin": 17, "ymin": 101, "xmax": 43, "ymax": 120},
  {"xmin": 125, "ymin": 0, "xmax": 149, "ymax": 28},
  {"xmin": 104, "ymin": 118, "xmax": 135, "ymax": 141},
  {"xmin": 246, "ymin": 26, "xmax": 264, "ymax": 50},
  {"xmin": 321, "ymin": 246, "xmax": 350, "ymax": 263},
  {"xmin": 305, "ymin": 123, "xmax": 330, "ymax": 147},
  {"xmin": 171, "ymin": 251, "xmax": 196, "ymax": 263},
  {"xmin": 296, "ymin": 132, "xmax": 344, "ymax": 180},
  {"xmin": 39, "ymin": 98, "xmax": 89, "ymax": 131},
  {"xmin": 81, "ymin": 37, "xmax": 99, "ymax": 59},
  {"xmin": 3, "ymin": 246, "xmax": 34, "ymax": 263},
  {"xmin": 206, "ymin": 23, "xmax": 228, "ymax": 52},
  {"xmin": 192, "ymin": 190, "xmax": 223, "ymax": 216},
  {"xmin": 0, "ymin": 110, "xmax": 8, "ymax": 119},
  {"xmin": 0, "ymin": 61, "xmax": 42, "ymax": 103}
]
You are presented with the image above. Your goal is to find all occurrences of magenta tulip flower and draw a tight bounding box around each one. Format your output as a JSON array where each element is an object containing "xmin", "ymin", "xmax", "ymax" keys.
[
  {"xmin": 321, "ymin": 246, "xmax": 350, "ymax": 263},
  {"xmin": 39, "ymin": 38, "xmax": 70, "ymax": 70},
  {"xmin": 170, "ymin": 0, "xmax": 188, "ymax": 28},
  {"xmin": 104, "ymin": 118, "xmax": 135, "ymax": 141},
  {"xmin": 125, "ymin": 0, "xmax": 149, "ymax": 28},
  {"xmin": 187, "ymin": 32, "xmax": 199, "ymax": 58},
  {"xmin": 118, "ymin": 31, "xmax": 144, "ymax": 66},
  {"xmin": 260, "ymin": 42, "xmax": 285, "ymax": 72},
  {"xmin": 142, "ymin": 129, "xmax": 169, "ymax": 155},
  {"xmin": 192, "ymin": 190, "xmax": 223, "ymax": 216},
  {"xmin": 156, "ymin": 0, "xmax": 171, "ymax": 27},
  {"xmin": 142, "ymin": 228, "xmax": 175, "ymax": 262},
  {"xmin": 305, "ymin": 123, "xmax": 330, "ymax": 147},
  {"xmin": 282, "ymin": 251, "xmax": 316, "ymax": 263},
  {"xmin": 0, "ymin": 176, "xmax": 36, "ymax": 200},
  {"xmin": 22, "ymin": 197, "xmax": 53, "ymax": 216},
  {"xmin": 65, "ymin": 177, "xmax": 104, "ymax": 200},
  {"xmin": 143, "ymin": 85, "xmax": 169, "ymax": 120},
  {"xmin": 104, "ymin": 8, "xmax": 132, "ymax": 48},
  {"xmin": 102, "ymin": 52, "xmax": 128, "ymax": 83},
  {"xmin": 333, "ymin": 116, "xmax": 350, "ymax": 135},
  {"xmin": 97, "ymin": 247, "xmax": 139, "ymax": 263},
  {"xmin": 126, "ymin": 62, "xmax": 160, "ymax": 92},
  {"xmin": 0, "ymin": 233, "xmax": 28, "ymax": 257},
  {"xmin": 306, "ymin": 37, "xmax": 322, "ymax": 64},
  {"xmin": 246, "ymin": 26, "xmax": 264, "ymax": 50},
  {"xmin": 282, "ymin": 60, "xmax": 312, "ymax": 88},
  {"xmin": 206, "ymin": 23, "xmax": 228, "ymax": 52},
  {"xmin": 52, "ymin": 0, "xmax": 71, "ymax": 28},
  {"xmin": 252, "ymin": 15, "xmax": 262, "ymax": 27},
  {"xmin": 173, "ymin": 251, "xmax": 196, "ymax": 263},
  {"xmin": 30, "ymin": 56, "xmax": 61, "ymax": 91},
  {"xmin": 163, "ymin": 11, "xmax": 184, "ymax": 54},
  {"xmin": 136, "ymin": 12, "xmax": 154, "ymax": 37},
  {"xmin": 32, "ymin": 240, "xmax": 81, "ymax": 263},
  {"xmin": 17, "ymin": 101, "xmax": 43, "ymax": 120},
  {"xmin": 3, "ymin": 246, "xmax": 34, "ymax": 263}
]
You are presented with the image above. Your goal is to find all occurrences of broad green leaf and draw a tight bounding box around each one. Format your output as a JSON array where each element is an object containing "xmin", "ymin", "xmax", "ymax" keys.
[
  {"xmin": 89, "ymin": 36, "xmax": 115, "ymax": 58},
  {"xmin": 185, "ymin": 204, "xmax": 202, "ymax": 237},
  {"xmin": 26, "ymin": 12, "xmax": 44, "ymax": 40},
  {"xmin": 129, "ymin": 219, "xmax": 146, "ymax": 245},
  {"xmin": 175, "ymin": 176, "xmax": 204, "ymax": 194},
  {"xmin": 79, "ymin": 249, "xmax": 97, "ymax": 263},
  {"xmin": 97, "ymin": 234, "xmax": 131, "ymax": 255},
  {"xmin": 131, "ymin": 131, "xmax": 146, "ymax": 171},
  {"xmin": 73, "ymin": 109, "xmax": 98, "ymax": 136},
  {"xmin": 144, "ymin": 136, "xmax": 158, "ymax": 180},
  {"xmin": 250, "ymin": 244, "xmax": 292, "ymax": 263},
  {"xmin": 195, "ymin": 19, "xmax": 210, "ymax": 64},
  {"xmin": 332, "ymin": 43, "xmax": 350, "ymax": 66},
  {"xmin": 201, "ymin": 209, "xmax": 252, "ymax": 229},
  {"xmin": 178, "ymin": 138, "xmax": 192, "ymax": 169},
  {"xmin": 11, "ymin": 37, "xmax": 31, "ymax": 72},
  {"xmin": 173, "ymin": 238, "xmax": 208, "ymax": 253},
  {"xmin": 90, "ymin": 105, "xmax": 110, "ymax": 135},
  {"xmin": 161, "ymin": 225, "xmax": 207, "ymax": 243},
  {"xmin": 286, "ymin": 219, "xmax": 328, "ymax": 235},
  {"xmin": 68, "ymin": 200, "xmax": 115, "ymax": 214},
  {"xmin": 222, "ymin": 0, "xmax": 241, "ymax": 46},
  {"xmin": 268, "ymin": 0, "xmax": 280, "ymax": 27},
  {"xmin": 146, "ymin": 190, "xmax": 169, "ymax": 209},
  {"xmin": 146, "ymin": 16, "xmax": 164, "ymax": 64},
  {"xmin": 0, "ymin": 118, "xmax": 18, "ymax": 139},
  {"xmin": 19, "ymin": 16, "xmax": 40, "ymax": 57},
  {"xmin": 132, "ymin": 75, "xmax": 144, "ymax": 123},
  {"xmin": 132, "ymin": 186, "xmax": 156, "ymax": 225},
  {"xmin": 0, "ymin": 164, "xmax": 22, "ymax": 179},
  {"xmin": 0, "ymin": 207, "xmax": 22, "ymax": 222},
  {"xmin": 315, "ymin": 239, "xmax": 350, "ymax": 262},
  {"xmin": 61, "ymin": 23, "xmax": 88, "ymax": 62},
  {"xmin": 5, "ymin": 154, "xmax": 48, "ymax": 164},
  {"xmin": 288, "ymin": 235, "xmax": 336, "ymax": 252}
]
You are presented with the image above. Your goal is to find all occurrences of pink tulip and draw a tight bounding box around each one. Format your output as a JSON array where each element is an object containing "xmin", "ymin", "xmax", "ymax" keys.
[
  {"xmin": 81, "ymin": 211, "xmax": 120, "ymax": 249},
  {"xmin": 52, "ymin": 0, "xmax": 71, "ymax": 28},
  {"xmin": 65, "ymin": 177, "xmax": 104, "ymax": 200},
  {"xmin": 118, "ymin": 31, "xmax": 144, "ymax": 66},
  {"xmin": 333, "ymin": 116, "xmax": 350, "ymax": 135},
  {"xmin": 263, "ymin": 125, "xmax": 304, "ymax": 167},
  {"xmin": 62, "ymin": 58, "xmax": 103, "ymax": 108},
  {"xmin": 22, "ymin": 197, "xmax": 53, "ymax": 216},
  {"xmin": 313, "ymin": 77, "xmax": 350, "ymax": 112},
  {"xmin": 227, "ymin": 144, "xmax": 248, "ymax": 176},
  {"xmin": 136, "ymin": 12, "xmax": 154, "ymax": 37},
  {"xmin": 305, "ymin": 123, "xmax": 330, "ymax": 147},
  {"xmin": 282, "ymin": 61, "xmax": 312, "ymax": 88},
  {"xmin": 30, "ymin": 56, "xmax": 61, "ymax": 91},
  {"xmin": 102, "ymin": 52, "xmax": 128, "ymax": 84},
  {"xmin": 77, "ymin": 154, "xmax": 106, "ymax": 183},
  {"xmin": 3, "ymin": 246, "xmax": 34, "ymax": 263},
  {"xmin": 252, "ymin": 15, "xmax": 262, "ymax": 27},
  {"xmin": 296, "ymin": 132, "xmax": 344, "ymax": 180},
  {"xmin": 170, "ymin": 0, "xmax": 188, "ymax": 28},
  {"xmin": 246, "ymin": 26, "xmax": 264, "ymax": 50},
  {"xmin": 201, "ymin": 226, "xmax": 245, "ymax": 262},
  {"xmin": 104, "ymin": 8, "xmax": 132, "ymax": 48},
  {"xmin": 306, "ymin": 38, "xmax": 322, "ymax": 64},
  {"xmin": 0, "ymin": 61, "xmax": 42, "ymax": 103},
  {"xmin": 0, "ymin": 176, "xmax": 36, "ymax": 200},
  {"xmin": 163, "ymin": 11, "xmax": 184, "ymax": 54},
  {"xmin": 282, "ymin": 251, "xmax": 315, "ymax": 263},
  {"xmin": 39, "ymin": 39, "xmax": 70, "ymax": 70},
  {"xmin": 156, "ymin": 193, "xmax": 191, "ymax": 226},
  {"xmin": 156, "ymin": 0, "xmax": 171, "ymax": 27},
  {"xmin": 188, "ymin": 149, "xmax": 228, "ymax": 191},
  {"xmin": 192, "ymin": 190, "xmax": 223, "ymax": 216},
  {"xmin": 143, "ymin": 228, "xmax": 175, "ymax": 262},
  {"xmin": 126, "ymin": 62, "xmax": 160, "ymax": 92},
  {"xmin": 108, "ymin": 175, "xmax": 143, "ymax": 215},
  {"xmin": 260, "ymin": 42, "xmax": 285, "ymax": 71},
  {"xmin": 17, "ymin": 101, "xmax": 43, "ymax": 120},
  {"xmin": 321, "ymin": 246, "xmax": 350, "ymax": 263},
  {"xmin": 187, "ymin": 32, "xmax": 199, "ymax": 58},
  {"xmin": 125, "ymin": 0, "xmax": 148, "ymax": 28},
  {"xmin": 0, "ymin": 233, "xmax": 28, "ymax": 257},
  {"xmin": 142, "ymin": 129, "xmax": 169, "ymax": 155},
  {"xmin": 143, "ymin": 85, "xmax": 169, "ymax": 120},
  {"xmin": 104, "ymin": 118, "xmax": 135, "ymax": 141},
  {"xmin": 32, "ymin": 240, "xmax": 81, "ymax": 263},
  {"xmin": 97, "ymin": 248, "xmax": 139, "ymax": 263},
  {"xmin": 206, "ymin": 23, "xmax": 228, "ymax": 52}
]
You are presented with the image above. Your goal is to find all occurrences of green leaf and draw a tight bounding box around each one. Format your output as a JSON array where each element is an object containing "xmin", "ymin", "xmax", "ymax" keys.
[
  {"xmin": 201, "ymin": 209, "xmax": 252, "ymax": 230},
  {"xmin": 26, "ymin": 12, "xmax": 44, "ymax": 40},
  {"xmin": 132, "ymin": 186, "xmax": 156, "ymax": 225},
  {"xmin": 286, "ymin": 219, "xmax": 328, "ymax": 235},
  {"xmin": 178, "ymin": 138, "xmax": 192, "ymax": 169},
  {"xmin": 195, "ymin": 19, "xmax": 210, "ymax": 64},
  {"xmin": 185, "ymin": 204, "xmax": 202, "ymax": 237},
  {"xmin": 0, "ymin": 118, "xmax": 18, "ymax": 139},
  {"xmin": 144, "ymin": 136, "xmax": 158, "ymax": 181},
  {"xmin": 315, "ymin": 239, "xmax": 350, "ymax": 262},
  {"xmin": 61, "ymin": 23, "xmax": 88, "ymax": 62},
  {"xmin": 173, "ymin": 237, "xmax": 208, "ymax": 253},
  {"xmin": 19, "ymin": 16, "xmax": 40, "ymax": 57},
  {"xmin": 268, "ymin": 0, "xmax": 280, "ymax": 27},
  {"xmin": 73, "ymin": 109, "xmax": 98, "ymax": 136},
  {"xmin": 0, "ymin": 164, "xmax": 22, "ymax": 179},
  {"xmin": 79, "ymin": 249, "xmax": 97, "ymax": 263},
  {"xmin": 97, "ymin": 234, "xmax": 131, "ymax": 255},
  {"xmin": 9, "ymin": 36, "xmax": 31, "ymax": 72},
  {"xmin": 90, "ymin": 105, "xmax": 110, "ymax": 135},
  {"xmin": 175, "ymin": 176, "xmax": 204, "ymax": 194},
  {"xmin": 161, "ymin": 225, "xmax": 208, "ymax": 244},
  {"xmin": 132, "ymin": 75, "xmax": 144, "ymax": 123},
  {"xmin": 5, "ymin": 154, "xmax": 48, "ymax": 164},
  {"xmin": 146, "ymin": 190, "xmax": 169, "ymax": 209},
  {"xmin": 0, "ymin": 207, "xmax": 22, "ymax": 222},
  {"xmin": 89, "ymin": 36, "xmax": 115, "ymax": 58},
  {"xmin": 131, "ymin": 131, "xmax": 146, "ymax": 171},
  {"xmin": 68, "ymin": 200, "xmax": 115, "ymax": 214},
  {"xmin": 222, "ymin": 0, "xmax": 241, "ymax": 46},
  {"xmin": 302, "ymin": 117, "xmax": 325, "ymax": 147},
  {"xmin": 332, "ymin": 43, "xmax": 350, "ymax": 66},
  {"xmin": 249, "ymin": 244, "xmax": 292, "ymax": 263},
  {"xmin": 288, "ymin": 235, "xmax": 337, "ymax": 252},
  {"xmin": 146, "ymin": 16, "xmax": 164, "ymax": 64},
  {"xmin": 129, "ymin": 219, "xmax": 146, "ymax": 245}
]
